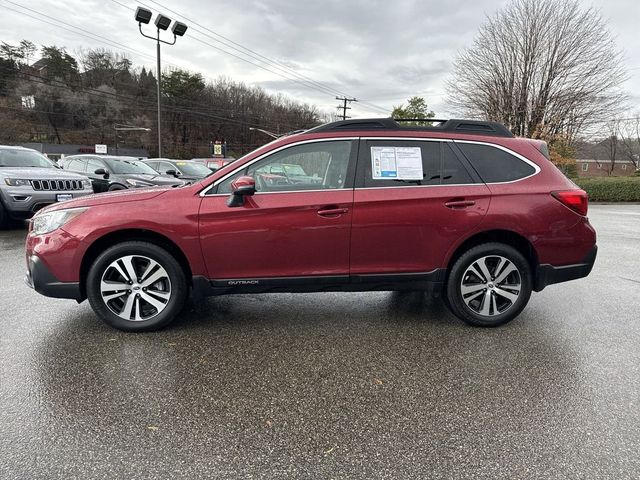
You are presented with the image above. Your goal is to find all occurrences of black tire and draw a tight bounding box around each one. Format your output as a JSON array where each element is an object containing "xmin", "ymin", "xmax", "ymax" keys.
[
  {"xmin": 108, "ymin": 184, "xmax": 126, "ymax": 191},
  {"xmin": 87, "ymin": 241, "xmax": 188, "ymax": 332},
  {"xmin": 446, "ymin": 242, "xmax": 532, "ymax": 327}
]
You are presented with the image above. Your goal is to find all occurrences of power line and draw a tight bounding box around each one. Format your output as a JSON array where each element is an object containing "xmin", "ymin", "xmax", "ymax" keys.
[
  {"xmin": 0, "ymin": 1, "xmax": 169, "ymax": 68},
  {"xmin": 0, "ymin": 0, "xmax": 307, "ymax": 118},
  {"xmin": 147, "ymin": 0, "xmax": 385, "ymax": 107},
  {"xmin": 118, "ymin": 0, "xmax": 369, "ymax": 105},
  {"xmin": 147, "ymin": 0, "xmax": 391, "ymax": 114},
  {"xmin": 115, "ymin": 0, "xmax": 390, "ymax": 115},
  {"xmin": 1, "ymin": 70, "xmax": 307, "ymax": 132},
  {"xmin": 4, "ymin": 0, "xmax": 391, "ymax": 117},
  {"xmin": 113, "ymin": 0, "xmax": 348, "ymax": 100},
  {"xmin": 0, "ymin": 65, "xmax": 312, "ymax": 131}
]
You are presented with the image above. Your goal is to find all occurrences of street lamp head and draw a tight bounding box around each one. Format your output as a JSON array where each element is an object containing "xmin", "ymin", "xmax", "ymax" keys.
[
  {"xmin": 155, "ymin": 13, "xmax": 172, "ymax": 31},
  {"xmin": 135, "ymin": 7, "xmax": 152, "ymax": 24},
  {"xmin": 172, "ymin": 21, "xmax": 188, "ymax": 37}
]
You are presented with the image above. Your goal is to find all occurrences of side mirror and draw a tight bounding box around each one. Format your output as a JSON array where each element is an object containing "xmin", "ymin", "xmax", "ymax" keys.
[
  {"xmin": 94, "ymin": 168, "xmax": 109, "ymax": 179},
  {"xmin": 226, "ymin": 176, "xmax": 256, "ymax": 207},
  {"xmin": 165, "ymin": 169, "xmax": 179, "ymax": 177}
]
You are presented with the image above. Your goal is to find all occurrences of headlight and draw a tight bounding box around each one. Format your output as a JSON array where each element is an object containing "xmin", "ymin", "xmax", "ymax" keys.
[
  {"xmin": 82, "ymin": 179, "xmax": 92, "ymax": 188},
  {"xmin": 125, "ymin": 178, "xmax": 153, "ymax": 187},
  {"xmin": 31, "ymin": 207, "xmax": 88, "ymax": 235},
  {"xmin": 4, "ymin": 178, "xmax": 31, "ymax": 187}
]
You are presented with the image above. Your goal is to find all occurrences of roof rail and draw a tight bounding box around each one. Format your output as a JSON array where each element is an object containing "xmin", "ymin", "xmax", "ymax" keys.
[
  {"xmin": 394, "ymin": 118, "xmax": 448, "ymax": 124},
  {"xmin": 306, "ymin": 117, "xmax": 514, "ymax": 138}
]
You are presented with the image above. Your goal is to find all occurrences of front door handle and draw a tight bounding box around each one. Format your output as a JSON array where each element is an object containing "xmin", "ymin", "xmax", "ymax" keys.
[
  {"xmin": 444, "ymin": 199, "xmax": 476, "ymax": 209},
  {"xmin": 317, "ymin": 207, "xmax": 349, "ymax": 217}
]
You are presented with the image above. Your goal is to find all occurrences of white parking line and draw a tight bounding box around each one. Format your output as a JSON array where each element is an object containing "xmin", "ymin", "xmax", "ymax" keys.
[{"xmin": 595, "ymin": 211, "xmax": 640, "ymax": 216}]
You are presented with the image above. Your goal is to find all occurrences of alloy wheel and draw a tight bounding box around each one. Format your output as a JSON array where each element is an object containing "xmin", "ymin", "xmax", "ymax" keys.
[
  {"xmin": 460, "ymin": 255, "xmax": 522, "ymax": 317},
  {"xmin": 99, "ymin": 255, "xmax": 172, "ymax": 321}
]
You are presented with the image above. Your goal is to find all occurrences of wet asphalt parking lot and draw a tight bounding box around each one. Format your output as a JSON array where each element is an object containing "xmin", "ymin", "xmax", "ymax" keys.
[{"xmin": 0, "ymin": 205, "xmax": 639, "ymax": 479}]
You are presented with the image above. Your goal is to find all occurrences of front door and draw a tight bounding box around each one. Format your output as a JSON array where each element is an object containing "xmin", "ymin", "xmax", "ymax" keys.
[{"xmin": 198, "ymin": 139, "xmax": 357, "ymax": 280}]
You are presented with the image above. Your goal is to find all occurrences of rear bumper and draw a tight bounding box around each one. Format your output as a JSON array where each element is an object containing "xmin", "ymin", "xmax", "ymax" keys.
[
  {"xmin": 534, "ymin": 245, "xmax": 597, "ymax": 292},
  {"xmin": 24, "ymin": 255, "xmax": 83, "ymax": 301}
]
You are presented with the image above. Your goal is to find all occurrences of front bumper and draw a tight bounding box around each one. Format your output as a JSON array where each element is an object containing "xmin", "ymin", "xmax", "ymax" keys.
[
  {"xmin": 1, "ymin": 187, "xmax": 94, "ymax": 219},
  {"xmin": 24, "ymin": 255, "xmax": 83, "ymax": 301},
  {"xmin": 534, "ymin": 245, "xmax": 598, "ymax": 292}
]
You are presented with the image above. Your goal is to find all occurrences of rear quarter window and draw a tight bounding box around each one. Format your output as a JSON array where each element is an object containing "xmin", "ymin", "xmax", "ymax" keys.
[{"xmin": 456, "ymin": 143, "xmax": 536, "ymax": 183}]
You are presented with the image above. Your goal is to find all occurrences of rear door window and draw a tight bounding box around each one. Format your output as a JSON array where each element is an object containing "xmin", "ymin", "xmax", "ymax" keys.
[
  {"xmin": 456, "ymin": 143, "xmax": 536, "ymax": 183},
  {"xmin": 441, "ymin": 143, "xmax": 475, "ymax": 185},
  {"xmin": 358, "ymin": 140, "xmax": 476, "ymax": 188}
]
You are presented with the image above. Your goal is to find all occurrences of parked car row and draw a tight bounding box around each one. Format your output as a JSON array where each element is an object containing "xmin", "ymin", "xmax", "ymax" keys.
[
  {"xmin": 59, "ymin": 155, "xmax": 184, "ymax": 192},
  {"xmin": 142, "ymin": 158, "xmax": 214, "ymax": 182},
  {"xmin": 0, "ymin": 145, "xmax": 223, "ymax": 227}
]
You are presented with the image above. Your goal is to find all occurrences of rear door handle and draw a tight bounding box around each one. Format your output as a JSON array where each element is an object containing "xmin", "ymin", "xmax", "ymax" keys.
[
  {"xmin": 317, "ymin": 207, "xmax": 349, "ymax": 217},
  {"xmin": 444, "ymin": 200, "xmax": 476, "ymax": 209}
]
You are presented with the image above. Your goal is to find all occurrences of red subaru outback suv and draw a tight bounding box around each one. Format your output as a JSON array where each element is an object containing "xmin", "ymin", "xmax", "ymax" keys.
[{"xmin": 25, "ymin": 118, "xmax": 597, "ymax": 331}]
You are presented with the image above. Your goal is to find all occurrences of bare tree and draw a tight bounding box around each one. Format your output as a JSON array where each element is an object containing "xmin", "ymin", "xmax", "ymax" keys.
[
  {"xmin": 447, "ymin": 0, "xmax": 627, "ymax": 142},
  {"xmin": 617, "ymin": 117, "xmax": 640, "ymax": 169}
]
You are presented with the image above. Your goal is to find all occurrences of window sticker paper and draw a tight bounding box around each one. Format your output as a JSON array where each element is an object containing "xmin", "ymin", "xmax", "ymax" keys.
[{"xmin": 371, "ymin": 146, "xmax": 423, "ymax": 180}]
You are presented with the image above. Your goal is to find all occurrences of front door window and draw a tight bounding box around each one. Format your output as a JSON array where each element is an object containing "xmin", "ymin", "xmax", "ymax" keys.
[{"xmin": 216, "ymin": 140, "xmax": 353, "ymax": 194}]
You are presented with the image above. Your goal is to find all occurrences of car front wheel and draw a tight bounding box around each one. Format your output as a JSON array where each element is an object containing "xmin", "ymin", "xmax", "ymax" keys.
[
  {"xmin": 446, "ymin": 243, "xmax": 532, "ymax": 327},
  {"xmin": 86, "ymin": 241, "xmax": 188, "ymax": 331}
]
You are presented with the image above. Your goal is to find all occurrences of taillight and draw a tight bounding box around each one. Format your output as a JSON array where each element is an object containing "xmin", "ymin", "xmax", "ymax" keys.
[{"xmin": 551, "ymin": 190, "xmax": 588, "ymax": 216}]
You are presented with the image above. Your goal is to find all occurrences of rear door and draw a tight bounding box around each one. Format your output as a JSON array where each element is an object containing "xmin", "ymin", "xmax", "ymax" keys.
[
  {"xmin": 198, "ymin": 139, "xmax": 357, "ymax": 280},
  {"xmin": 350, "ymin": 138, "xmax": 491, "ymax": 275}
]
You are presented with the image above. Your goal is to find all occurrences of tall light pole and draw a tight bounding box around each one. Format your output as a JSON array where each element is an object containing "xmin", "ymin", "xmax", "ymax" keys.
[{"xmin": 134, "ymin": 7, "xmax": 188, "ymax": 157}]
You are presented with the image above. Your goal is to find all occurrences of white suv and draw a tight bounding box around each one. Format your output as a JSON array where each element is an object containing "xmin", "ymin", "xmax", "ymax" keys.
[{"xmin": 0, "ymin": 146, "xmax": 93, "ymax": 227}]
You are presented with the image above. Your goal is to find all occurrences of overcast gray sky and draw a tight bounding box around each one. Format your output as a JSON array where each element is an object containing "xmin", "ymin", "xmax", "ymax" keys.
[{"xmin": 1, "ymin": 0, "xmax": 639, "ymax": 118}]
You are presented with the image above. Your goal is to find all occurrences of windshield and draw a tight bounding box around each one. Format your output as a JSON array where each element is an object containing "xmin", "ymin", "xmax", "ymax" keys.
[
  {"xmin": 0, "ymin": 149, "xmax": 55, "ymax": 168},
  {"xmin": 104, "ymin": 158, "xmax": 158, "ymax": 175},
  {"xmin": 175, "ymin": 161, "xmax": 212, "ymax": 176}
]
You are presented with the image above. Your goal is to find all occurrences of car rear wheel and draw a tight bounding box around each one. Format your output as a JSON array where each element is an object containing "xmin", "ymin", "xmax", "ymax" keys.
[
  {"xmin": 87, "ymin": 241, "xmax": 188, "ymax": 331},
  {"xmin": 446, "ymin": 243, "xmax": 532, "ymax": 327}
]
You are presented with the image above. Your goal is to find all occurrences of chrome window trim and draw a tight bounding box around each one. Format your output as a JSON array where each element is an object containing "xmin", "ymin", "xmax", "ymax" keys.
[
  {"xmin": 199, "ymin": 136, "xmax": 541, "ymax": 197},
  {"xmin": 199, "ymin": 137, "xmax": 358, "ymax": 197},
  {"xmin": 200, "ymin": 189, "xmax": 348, "ymax": 198},
  {"xmin": 354, "ymin": 184, "xmax": 483, "ymax": 191}
]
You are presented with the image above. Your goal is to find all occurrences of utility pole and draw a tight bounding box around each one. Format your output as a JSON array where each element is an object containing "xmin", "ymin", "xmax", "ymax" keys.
[{"xmin": 336, "ymin": 96, "xmax": 357, "ymax": 120}]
